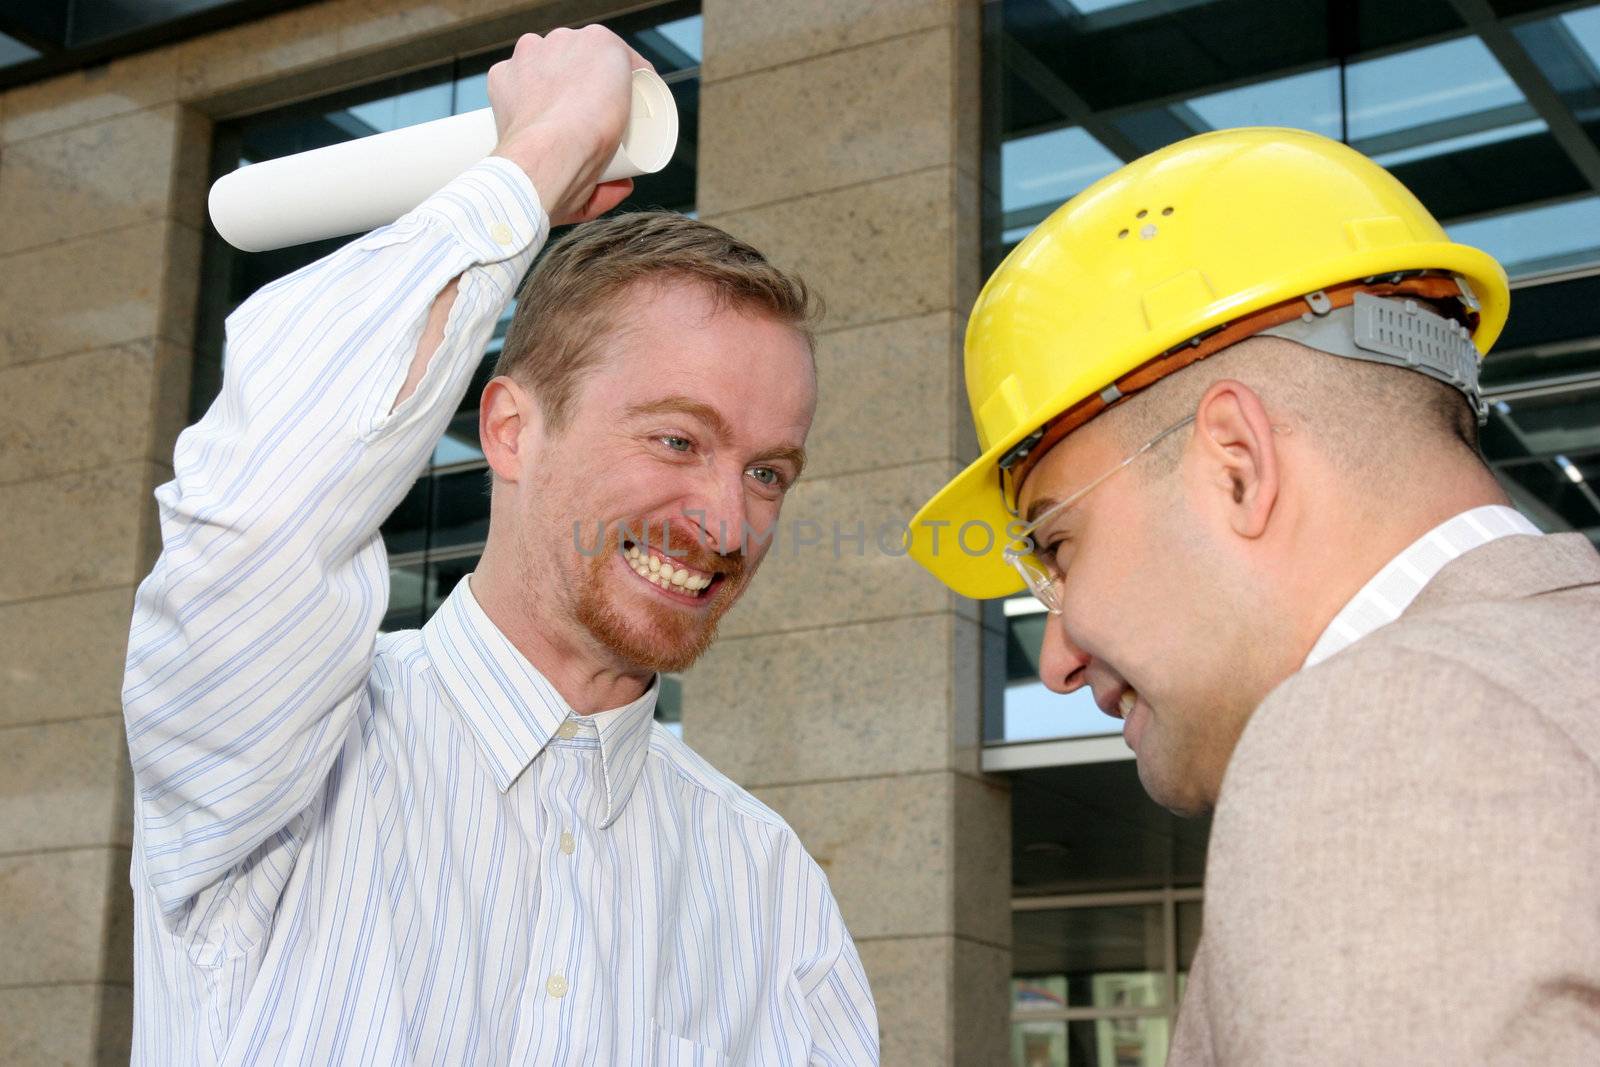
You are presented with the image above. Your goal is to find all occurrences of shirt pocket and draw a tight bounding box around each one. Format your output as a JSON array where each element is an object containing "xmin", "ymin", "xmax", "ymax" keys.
[{"xmin": 646, "ymin": 1021, "xmax": 729, "ymax": 1067}]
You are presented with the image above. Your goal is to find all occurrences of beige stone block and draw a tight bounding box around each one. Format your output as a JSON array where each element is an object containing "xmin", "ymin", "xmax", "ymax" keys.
[
  {"xmin": 0, "ymin": 984, "xmax": 133, "ymax": 1067},
  {"xmin": 0, "ymin": 108, "xmax": 181, "ymax": 256},
  {"xmin": 1, "ymin": 49, "xmax": 178, "ymax": 144},
  {"xmin": 951, "ymin": 0, "xmax": 983, "ymax": 183},
  {"xmin": 176, "ymin": 4, "xmax": 347, "ymax": 101},
  {"xmin": 0, "ymin": 587, "xmax": 136, "ymax": 728},
  {"xmin": 855, "ymin": 934, "xmax": 1008, "ymax": 1065},
  {"xmin": 172, "ymin": 107, "xmax": 215, "ymax": 232},
  {"xmin": 753, "ymin": 771, "xmax": 1009, "ymax": 945},
  {"xmin": 0, "ymin": 222, "xmax": 166, "ymax": 366},
  {"xmin": 684, "ymin": 613, "xmax": 958, "ymax": 783},
  {"xmin": 0, "ymin": 847, "xmax": 131, "ymax": 985},
  {"xmin": 857, "ymin": 937, "xmax": 950, "ymax": 1065},
  {"xmin": 953, "ymin": 769, "xmax": 1012, "ymax": 942},
  {"xmin": 161, "ymin": 222, "xmax": 205, "ymax": 353},
  {"xmin": 807, "ymin": 312, "xmax": 961, "ymax": 480},
  {"xmin": 952, "ymin": 936, "xmax": 1014, "ymax": 1067},
  {"xmin": 0, "ymin": 340, "xmax": 192, "ymax": 483},
  {"xmin": 706, "ymin": 167, "xmax": 957, "ymax": 333},
  {"xmin": 702, "ymin": 0, "xmax": 953, "ymax": 82},
  {"xmin": 699, "ymin": 29, "xmax": 954, "ymax": 215},
  {"xmin": 338, "ymin": 0, "xmax": 468, "ymax": 56},
  {"xmin": 0, "ymin": 717, "xmax": 132, "ymax": 853},
  {"xmin": 718, "ymin": 459, "xmax": 965, "ymax": 638},
  {"xmin": 0, "ymin": 462, "xmax": 162, "ymax": 604}
]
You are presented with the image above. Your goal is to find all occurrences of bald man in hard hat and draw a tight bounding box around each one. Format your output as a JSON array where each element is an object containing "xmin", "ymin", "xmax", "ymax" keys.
[{"xmin": 913, "ymin": 127, "xmax": 1600, "ymax": 1063}]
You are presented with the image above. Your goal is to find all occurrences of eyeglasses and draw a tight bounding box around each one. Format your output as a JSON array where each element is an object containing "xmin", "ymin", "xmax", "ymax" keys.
[{"xmin": 1002, "ymin": 414, "xmax": 1196, "ymax": 614}]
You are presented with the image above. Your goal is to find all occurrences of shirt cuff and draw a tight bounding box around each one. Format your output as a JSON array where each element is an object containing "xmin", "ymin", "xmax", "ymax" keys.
[{"xmin": 415, "ymin": 155, "xmax": 550, "ymax": 270}]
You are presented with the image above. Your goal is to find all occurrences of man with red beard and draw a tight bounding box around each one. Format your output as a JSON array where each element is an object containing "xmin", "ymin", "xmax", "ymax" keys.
[{"xmin": 120, "ymin": 27, "xmax": 877, "ymax": 1066}]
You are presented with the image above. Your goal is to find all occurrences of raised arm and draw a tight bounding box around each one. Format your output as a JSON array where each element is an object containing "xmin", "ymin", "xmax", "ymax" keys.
[{"xmin": 121, "ymin": 26, "xmax": 650, "ymax": 928}]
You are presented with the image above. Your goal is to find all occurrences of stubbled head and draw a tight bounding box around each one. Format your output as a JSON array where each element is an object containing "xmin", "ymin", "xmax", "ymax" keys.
[
  {"xmin": 1016, "ymin": 335, "xmax": 1501, "ymax": 816},
  {"xmin": 479, "ymin": 212, "xmax": 819, "ymax": 674}
]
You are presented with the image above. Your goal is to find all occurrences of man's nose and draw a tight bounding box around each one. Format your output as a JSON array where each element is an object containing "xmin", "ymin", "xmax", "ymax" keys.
[
  {"xmin": 1037, "ymin": 612, "xmax": 1091, "ymax": 695},
  {"xmin": 683, "ymin": 468, "xmax": 750, "ymax": 556}
]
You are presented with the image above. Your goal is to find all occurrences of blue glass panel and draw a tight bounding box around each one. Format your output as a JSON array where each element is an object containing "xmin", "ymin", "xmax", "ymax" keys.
[
  {"xmin": 649, "ymin": 15, "xmax": 703, "ymax": 66},
  {"xmin": 1000, "ymin": 600, "xmax": 1120, "ymax": 742},
  {"xmin": 1001, "ymin": 127, "xmax": 1122, "ymax": 243},
  {"xmin": 1348, "ymin": 37, "xmax": 1524, "ymax": 141},
  {"xmin": 0, "ymin": 32, "xmax": 38, "ymax": 67},
  {"xmin": 1447, "ymin": 194, "xmax": 1600, "ymax": 277},
  {"xmin": 339, "ymin": 82, "xmax": 454, "ymax": 136},
  {"xmin": 1006, "ymin": 682, "xmax": 1119, "ymax": 742},
  {"xmin": 1184, "ymin": 66, "xmax": 1341, "ymax": 137}
]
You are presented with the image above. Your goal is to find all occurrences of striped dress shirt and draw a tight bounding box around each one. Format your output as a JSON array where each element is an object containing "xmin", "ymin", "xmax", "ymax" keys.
[
  {"xmin": 121, "ymin": 157, "xmax": 878, "ymax": 1066},
  {"xmin": 1303, "ymin": 504, "xmax": 1541, "ymax": 667}
]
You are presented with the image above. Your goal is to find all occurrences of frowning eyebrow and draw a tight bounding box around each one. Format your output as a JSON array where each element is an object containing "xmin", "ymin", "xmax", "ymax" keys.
[{"xmin": 624, "ymin": 395, "xmax": 807, "ymax": 478}]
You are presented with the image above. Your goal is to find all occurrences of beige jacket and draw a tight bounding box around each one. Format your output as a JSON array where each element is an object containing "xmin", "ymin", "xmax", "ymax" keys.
[{"xmin": 1172, "ymin": 532, "xmax": 1600, "ymax": 1066}]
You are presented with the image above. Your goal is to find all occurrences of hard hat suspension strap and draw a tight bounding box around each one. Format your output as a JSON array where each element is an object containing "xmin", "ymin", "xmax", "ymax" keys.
[{"xmin": 1002, "ymin": 274, "xmax": 1476, "ymax": 503}]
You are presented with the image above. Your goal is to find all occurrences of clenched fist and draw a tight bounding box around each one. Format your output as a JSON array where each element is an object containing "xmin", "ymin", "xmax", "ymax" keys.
[{"xmin": 488, "ymin": 26, "xmax": 654, "ymax": 225}]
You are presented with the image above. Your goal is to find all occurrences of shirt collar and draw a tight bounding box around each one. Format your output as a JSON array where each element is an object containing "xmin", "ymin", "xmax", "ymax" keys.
[
  {"xmin": 421, "ymin": 574, "xmax": 658, "ymax": 824},
  {"xmin": 1302, "ymin": 505, "xmax": 1541, "ymax": 669}
]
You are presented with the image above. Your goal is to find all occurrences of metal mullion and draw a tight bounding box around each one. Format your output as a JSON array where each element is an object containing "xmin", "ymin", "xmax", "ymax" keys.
[
  {"xmin": 999, "ymin": 30, "xmax": 1144, "ymax": 161},
  {"xmin": 1014, "ymin": 887, "xmax": 1202, "ymax": 911},
  {"xmin": 1497, "ymin": 1, "xmax": 1600, "ymax": 30},
  {"xmin": 1484, "ymin": 368, "xmax": 1600, "ymax": 401},
  {"xmin": 1448, "ymin": 0, "xmax": 1600, "ymax": 191},
  {"xmin": 1012, "ymin": 1004, "xmax": 1171, "ymax": 1023},
  {"xmin": 1069, "ymin": 28, "xmax": 1477, "ymax": 131},
  {"xmin": 1510, "ymin": 260, "xmax": 1600, "ymax": 289},
  {"xmin": 387, "ymin": 541, "xmax": 486, "ymax": 569},
  {"xmin": 1163, "ymin": 891, "xmax": 1178, "ymax": 1011},
  {"xmin": 430, "ymin": 457, "xmax": 490, "ymax": 478}
]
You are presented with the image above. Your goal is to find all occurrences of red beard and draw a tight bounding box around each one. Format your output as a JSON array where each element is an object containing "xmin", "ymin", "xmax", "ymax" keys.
[{"xmin": 573, "ymin": 520, "xmax": 748, "ymax": 673}]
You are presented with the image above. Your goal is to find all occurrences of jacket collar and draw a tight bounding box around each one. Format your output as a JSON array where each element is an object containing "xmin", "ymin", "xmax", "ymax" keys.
[
  {"xmin": 1409, "ymin": 530, "xmax": 1600, "ymax": 614},
  {"xmin": 421, "ymin": 575, "xmax": 657, "ymax": 825}
]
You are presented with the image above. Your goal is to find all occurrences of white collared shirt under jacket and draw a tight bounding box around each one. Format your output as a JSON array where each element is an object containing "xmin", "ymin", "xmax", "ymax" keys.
[
  {"xmin": 121, "ymin": 158, "xmax": 879, "ymax": 1067},
  {"xmin": 1303, "ymin": 504, "xmax": 1541, "ymax": 667}
]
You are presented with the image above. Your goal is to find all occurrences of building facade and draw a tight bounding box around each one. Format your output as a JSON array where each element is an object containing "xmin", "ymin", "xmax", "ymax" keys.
[{"xmin": 1, "ymin": 1, "xmax": 1597, "ymax": 1065}]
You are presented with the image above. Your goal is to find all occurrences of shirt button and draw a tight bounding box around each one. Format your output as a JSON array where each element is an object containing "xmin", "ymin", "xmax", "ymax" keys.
[
  {"xmin": 560, "ymin": 831, "xmax": 575, "ymax": 855},
  {"xmin": 555, "ymin": 722, "xmax": 580, "ymax": 741},
  {"xmin": 490, "ymin": 221, "xmax": 515, "ymax": 245},
  {"xmin": 546, "ymin": 974, "xmax": 569, "ymax": 998}
]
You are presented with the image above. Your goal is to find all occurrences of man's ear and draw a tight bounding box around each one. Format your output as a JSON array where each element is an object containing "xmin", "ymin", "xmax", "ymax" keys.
[
  {"xmin": 480, "ymin": 375, "xmax": 542, "ymax": 482},
  {"xmin": 1192, "ymin": 379, "xmax": 1280, "ymax": 539}
]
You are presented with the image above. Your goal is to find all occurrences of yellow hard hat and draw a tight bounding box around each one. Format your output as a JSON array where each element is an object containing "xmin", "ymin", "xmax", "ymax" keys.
[{"xmin": 910, "ymin": 126, "xmax": 1510, "ymax": 600}]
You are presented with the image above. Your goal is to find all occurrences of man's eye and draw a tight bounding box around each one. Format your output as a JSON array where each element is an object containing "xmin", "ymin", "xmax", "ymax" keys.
[
  {"xmin": 660, "ymin": 435, "xmax": 692, "ymax": 453},
  {"xmin": 747, "ymin": 466, "xmax": 783, "ymax": 488},
  {"xmin": 1041, "ymin": 538, "xmax": 1069, "ymax": 572}
]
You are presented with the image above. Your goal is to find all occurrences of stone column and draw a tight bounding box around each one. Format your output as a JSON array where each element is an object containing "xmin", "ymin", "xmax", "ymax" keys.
[
  {"xmin": 688, "ymin": 2, "xmax": 1011, "ymax": 1062},
  {"xmin": 0, "ymin": 52, "xmax": 208, "ymax": 1064}
]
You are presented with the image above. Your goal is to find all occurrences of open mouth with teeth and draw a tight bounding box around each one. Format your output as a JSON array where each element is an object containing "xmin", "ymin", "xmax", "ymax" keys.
[
  {"xmin": 621, "ymin": 540, "xmax": 721, "ymax": 600},
  {"xmin": 1117, "ymin": 689, "xmax": 1138, "ymax": 719}
]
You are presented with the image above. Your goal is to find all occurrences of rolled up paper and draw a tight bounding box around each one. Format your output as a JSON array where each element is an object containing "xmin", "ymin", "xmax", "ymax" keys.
[{"xmin": 209, "ymin": 67, "xmax": 678, "ymax": 252}]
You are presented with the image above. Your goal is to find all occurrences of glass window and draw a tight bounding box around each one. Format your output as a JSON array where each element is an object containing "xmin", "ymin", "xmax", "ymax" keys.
[
  {"xmin": 996, "ymin": 597, "xmax": 1118, "ymax": 744},
  {"xmin": 0, "ymin": 33, "xmax": 38, "ymax": 68},
  {"xmin": 1011, "ymin": 893, "xmax": 1199, "ymax": 1067}
]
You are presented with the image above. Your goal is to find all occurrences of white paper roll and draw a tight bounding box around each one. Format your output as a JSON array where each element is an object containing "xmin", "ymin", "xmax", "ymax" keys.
[{"xmin": 209, "ymin": 68, "xmax": 678, "ymax": 252}]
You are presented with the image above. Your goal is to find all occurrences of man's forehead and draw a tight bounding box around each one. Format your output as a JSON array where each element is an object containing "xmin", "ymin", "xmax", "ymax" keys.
[{"xmin": 1015, "ymin": 423, "xmax": 1112, "ymax": 519}]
